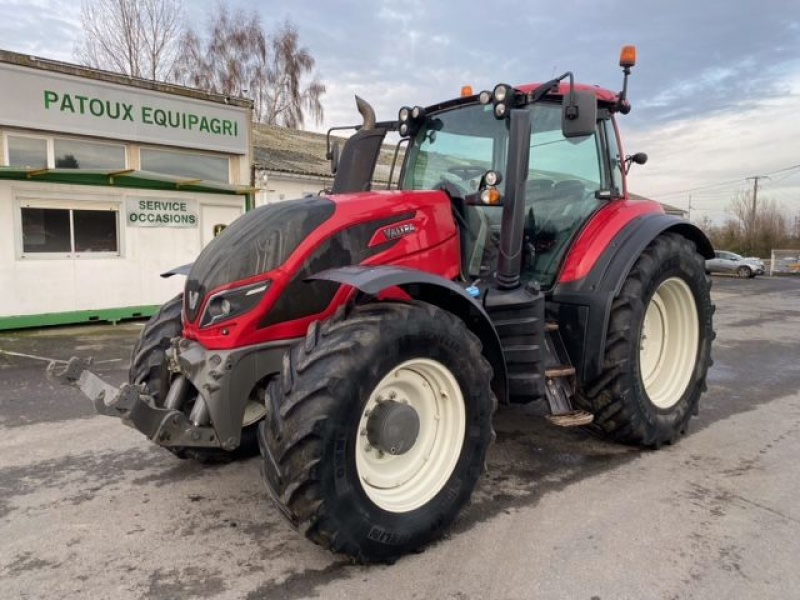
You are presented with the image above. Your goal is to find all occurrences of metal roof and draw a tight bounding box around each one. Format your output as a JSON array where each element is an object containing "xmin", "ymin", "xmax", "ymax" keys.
[
  {"xmin": 0, "ymin": 167, "xmax": 254, "ymax": 195},
  {"xmin": 252, "ymin": 123, "xmax": 400, "ymax": 183}
]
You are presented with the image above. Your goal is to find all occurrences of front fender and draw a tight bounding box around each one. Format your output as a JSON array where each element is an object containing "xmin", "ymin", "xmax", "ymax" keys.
[{"xmin": 311, "ymin": 266, "xmax": 508, "ymax": 403}]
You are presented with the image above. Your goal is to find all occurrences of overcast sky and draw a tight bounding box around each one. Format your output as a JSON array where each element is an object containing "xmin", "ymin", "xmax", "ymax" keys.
[{"xmin": 1, "ymin": 0, "xmax": 798, "ymax": 221}]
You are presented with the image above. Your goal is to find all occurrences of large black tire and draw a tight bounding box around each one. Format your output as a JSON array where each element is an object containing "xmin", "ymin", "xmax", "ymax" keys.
[
  {"xmin": 259, "ymin": 301, "xmax": 495, "ymax": 563},
  {"xmin": 129, "ymin": 294, "xmax": 258, "ymax": 463},
  {"xmin": 576, "ymin": 233, "xmax": 714, "ymax": 447},
  {"xmin": 736, "ymin": 265, "xmax": 753, "ymax": 279}
]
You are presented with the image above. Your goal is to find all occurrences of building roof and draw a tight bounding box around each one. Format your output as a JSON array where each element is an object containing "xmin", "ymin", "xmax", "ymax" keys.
[{"xmin": 253, "ymin": 123, "xmax": 400, "ymax": 183}]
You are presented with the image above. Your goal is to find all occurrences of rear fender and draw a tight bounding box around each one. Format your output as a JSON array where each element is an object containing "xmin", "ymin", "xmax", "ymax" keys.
[
  {"xmin": 311, "ymin": 266, "xmax": 508, "ymax": 403},
  {"xmin": 551, "ymin": 214, "xmax": 713, "ymax": 384}
]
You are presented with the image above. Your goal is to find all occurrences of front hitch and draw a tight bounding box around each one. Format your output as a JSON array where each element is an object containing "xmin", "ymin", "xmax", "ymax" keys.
[{"xmin": 46, "ymin": 357, "xmax": 220, "ymax": 448}]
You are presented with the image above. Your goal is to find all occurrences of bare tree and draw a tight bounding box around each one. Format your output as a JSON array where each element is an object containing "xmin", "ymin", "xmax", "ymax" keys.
[
  {"xmin": 74, "ymin": 0, "xmax": 183, "ymax": 81},
  {"xmin": 173, "ymin": 6, "xmax": 266, "ymax": 102},
  {"xmin": 262, "ymin": 22, "xmax": 325, "ymax": 128},
  {"xmin": 708, "ymin": 190, "xmax": 791, "ymax": 257},
  {"xmin": 174, "ymin": 8, "xmax": 325, "ymax": 127}
]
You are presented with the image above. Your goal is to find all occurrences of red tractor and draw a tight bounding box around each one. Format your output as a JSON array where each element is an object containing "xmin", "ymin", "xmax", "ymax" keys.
[{"xmin": 51, "ymin": 47, "xmax": 714, "ymax": 562}]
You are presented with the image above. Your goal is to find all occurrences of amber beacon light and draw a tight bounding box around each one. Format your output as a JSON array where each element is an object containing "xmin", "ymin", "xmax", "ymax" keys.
[{"xmin": 619, "ymin": 45, "xmax": 637, "ymax": 68}]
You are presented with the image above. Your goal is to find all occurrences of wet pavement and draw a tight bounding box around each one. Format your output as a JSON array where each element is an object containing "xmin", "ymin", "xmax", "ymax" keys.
[{"xmin": 1, "ymin": 275, "xmax": 799, "ymax": 599}]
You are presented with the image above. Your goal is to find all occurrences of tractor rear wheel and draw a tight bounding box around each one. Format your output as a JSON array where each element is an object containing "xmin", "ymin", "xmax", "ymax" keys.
[
  {"xmin": 129, "ymin": 294, "xmax": 258, "ymax": 463},
  {"xmin": 259, "ymin": 301, "xmax": 495, "ymax": 563},
  {"xmin": 576, "ymin": 233, "xmax": 714, "ymax": 447}
]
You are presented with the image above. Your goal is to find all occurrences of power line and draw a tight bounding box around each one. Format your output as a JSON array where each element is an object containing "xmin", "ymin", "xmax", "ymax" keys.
[
  {"xmin": 656, "ymin": 177, "xmax": 748, "ymax": 198},
  {"xmin": 654, "ymin": 163, "xmax": 800, "ymax": 198}
]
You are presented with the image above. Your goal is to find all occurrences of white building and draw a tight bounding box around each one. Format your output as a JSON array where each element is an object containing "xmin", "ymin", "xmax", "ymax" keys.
[{"xmin": 0, "ymin": 50, "xmax": 253, "ymax": 330}]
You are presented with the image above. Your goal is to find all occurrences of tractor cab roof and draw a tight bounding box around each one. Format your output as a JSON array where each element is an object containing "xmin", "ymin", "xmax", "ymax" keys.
[
  {"xmin": 516, "ymin": 82, "xmax": 619, "ymax": 105},
  {"xmin": 422, "ymin": 82, "xmax": 620, "ymax": 117}
]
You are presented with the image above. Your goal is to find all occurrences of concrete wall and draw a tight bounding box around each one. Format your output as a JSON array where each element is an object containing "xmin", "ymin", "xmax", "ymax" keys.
[{"xmin": 255, "ymin": 173, "xmax": 332, "ymax": 206}]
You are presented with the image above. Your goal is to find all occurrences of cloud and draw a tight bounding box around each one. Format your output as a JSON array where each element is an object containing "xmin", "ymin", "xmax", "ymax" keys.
[
  {"xmin": 1, "ymin": 0, "xmax": 798, "ymax": 224},
  {"xmin": 0, "ymin": 1, "xmax": 81, "ymax": 61},
  {"xmin": 624, "ymin": 73, "xmax": 800, "ymax": 220}
]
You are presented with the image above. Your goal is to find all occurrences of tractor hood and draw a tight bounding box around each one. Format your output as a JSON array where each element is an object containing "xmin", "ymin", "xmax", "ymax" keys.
[
  {"xmin": 184, "ymin": 197, "xmax": 335, "ymax": 322},
  {"xmin": 184, "ymin": 190, "xmax": 458, "ymax": 327}
]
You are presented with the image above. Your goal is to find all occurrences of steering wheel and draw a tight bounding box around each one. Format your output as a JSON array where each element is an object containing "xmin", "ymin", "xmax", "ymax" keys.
[{"xmin": 447, "ymin": 166, "xmax": 487, "ymax": 180}]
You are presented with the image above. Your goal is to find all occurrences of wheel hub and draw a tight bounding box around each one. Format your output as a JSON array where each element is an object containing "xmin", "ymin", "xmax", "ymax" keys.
[
  {"xmin": 355, "ymin": 358, "xmax": 467, "ymax": 513},
  {"xmin": 639, "ymin": 277, "xmax": 699, "ymax": 409},
  {"xmin": 366, "ymin": 399, "xmax": 420, "ymax": 455}
]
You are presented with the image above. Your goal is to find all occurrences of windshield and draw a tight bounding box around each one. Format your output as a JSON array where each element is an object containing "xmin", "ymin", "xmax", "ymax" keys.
[
  {"xmin": 401, "ymin": 103, "xmax": 508, "ymax": 193},
  {"xmin": 401, "ymin": 101, "xmax": 606, "ymax": 288}
]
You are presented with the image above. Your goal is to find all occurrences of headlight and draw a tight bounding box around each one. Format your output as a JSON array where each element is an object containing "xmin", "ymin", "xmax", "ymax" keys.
[
  {"xmin": 493, "ymin": 83, "xmax": 512, "ymax": 103},
  {"xmin": 200, "ymin": 280, "xmax": 271, "ymax": 327}
]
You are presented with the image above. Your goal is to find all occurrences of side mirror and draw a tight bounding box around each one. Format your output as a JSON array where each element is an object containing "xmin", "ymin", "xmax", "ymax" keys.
[
  {"xmin": 561, "ymin": 89, "xmax": 597, "ymax": 138},
  {"xmin": 624, "ymin": 152, "xmax": 648, "ymax": 174},
  {"xmin": 329, "ymin": 141, "xmax": 341, "ymax": 175}
]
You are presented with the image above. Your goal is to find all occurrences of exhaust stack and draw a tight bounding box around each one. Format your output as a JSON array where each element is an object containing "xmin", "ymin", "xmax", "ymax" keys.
[{"xmin": 355, "ymin": 95, "xmax": 376, "ymax": 131}]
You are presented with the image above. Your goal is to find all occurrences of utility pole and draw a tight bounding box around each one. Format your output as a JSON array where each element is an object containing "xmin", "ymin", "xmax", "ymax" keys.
[
  {"xmin": 745, "ymin": 175, "xmax": 769, "ymax": 253},
  {"xmin": 688, "ymin": 194, "xmax": 692, "ymax": 221}
]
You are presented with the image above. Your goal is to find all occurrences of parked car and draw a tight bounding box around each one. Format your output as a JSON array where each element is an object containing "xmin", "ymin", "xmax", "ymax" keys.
[{"xmin": 706, "ymin": 251, "xmax": 765, "ymax": 278}]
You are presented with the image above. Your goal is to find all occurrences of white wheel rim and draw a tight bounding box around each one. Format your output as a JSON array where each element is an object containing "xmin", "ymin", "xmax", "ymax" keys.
[
  {"xmin": 355, "ymin": 358, "xmax": 466, "ymax": 513},
  {"xmin": 639, "ymin": 277, "xmax": 699, "ymax": 409}
]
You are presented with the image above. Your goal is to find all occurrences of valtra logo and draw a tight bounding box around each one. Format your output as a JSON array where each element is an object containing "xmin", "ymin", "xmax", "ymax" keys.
[{"xmin": 382, "ymin": 223, "xmax": 417, "ymax": 241}]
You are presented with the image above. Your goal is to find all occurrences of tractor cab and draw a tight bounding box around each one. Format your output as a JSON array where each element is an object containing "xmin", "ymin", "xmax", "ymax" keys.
[
  {"xmin": 330, "ymin": 69, "xmax": 630, "ymax": 292},
  {"xmin": 397, "ymin": 89, "xmax": 622, "ymax": 289}
]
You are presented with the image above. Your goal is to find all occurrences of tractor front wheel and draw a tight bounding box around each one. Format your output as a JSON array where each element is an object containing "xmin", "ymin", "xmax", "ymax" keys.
[
  {"xmin": 259, "ymin": 302, "xmax": 495, "ymax": 562},
  {"xmin": 576, "ymin": 233, "xmax": 714, "ymax": 447}
]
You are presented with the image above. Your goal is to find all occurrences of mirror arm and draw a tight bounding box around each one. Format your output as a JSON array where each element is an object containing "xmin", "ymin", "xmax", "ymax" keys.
[{"xmin": 326, "ymin": 125, "xmax": 359, "ymax": 159}]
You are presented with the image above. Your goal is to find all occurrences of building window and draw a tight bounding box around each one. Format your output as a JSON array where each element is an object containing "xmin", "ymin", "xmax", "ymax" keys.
[
  {"xmin": 73, "ymin": 210, "xmax": 119, "ymax": 252},
  {"xmin": 7, "ymin": 135, "xmax": 48, "ymax": 168},
  {"xmin": 20, "ymin": 206, "xmax": 119, "ymax": 256},
  {"xmin": 140, "ymin": 147, "xmax": 230, "ymax": 183},
  {"xmin": 21, "ymin": 208, "xmax": 71, "ymax": 253},
  {"xmin": 54, "ymin": 138, "xmax": 126, "ymax": 169}
]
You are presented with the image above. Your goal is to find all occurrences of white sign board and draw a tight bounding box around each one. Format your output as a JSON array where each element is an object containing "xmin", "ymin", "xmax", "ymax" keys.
[
  {"xmin": 126, "ymin": 197, "xmax": 198, "ymax": 228},
  {"xmin": 0, "ymin": 63, "xmax": 248, "ymax": 154}
]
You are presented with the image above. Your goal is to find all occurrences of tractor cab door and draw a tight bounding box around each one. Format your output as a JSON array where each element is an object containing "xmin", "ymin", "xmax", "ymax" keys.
[{"xmin": 520, "ymin": 107, "xmax": 619, "ymax": 288}]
